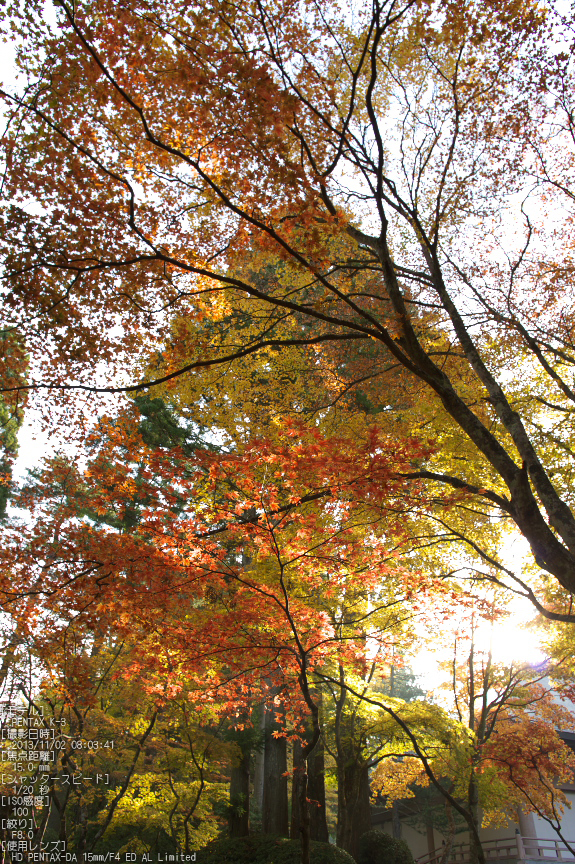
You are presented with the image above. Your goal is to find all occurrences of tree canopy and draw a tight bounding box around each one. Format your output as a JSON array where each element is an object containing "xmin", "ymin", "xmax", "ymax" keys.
[{"xmin": 2, "ymin": 0, "xmax": 575, "ymax": 862}]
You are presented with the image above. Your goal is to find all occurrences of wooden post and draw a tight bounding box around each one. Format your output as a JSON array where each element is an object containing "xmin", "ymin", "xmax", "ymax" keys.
[{"xmin": 515, "ymin": 829, "xmax": 525, "ymax": 861}]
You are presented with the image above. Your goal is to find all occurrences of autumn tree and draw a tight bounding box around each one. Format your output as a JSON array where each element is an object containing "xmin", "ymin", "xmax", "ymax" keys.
[
  {"xmin": 369, "ymin": 610, "xmax": 575, "ymax": 864},
  {"xmin": 6, "ymin": 2, "xmax": 575, "ymax": 861},
  {"xmin": 0, "ymin": 329, "xmax": 27, "ymax": 517},
  {"xmin": 0, "ymin": 633, "xmax": 232, "ymax": 858},
  {"xmin": 1, "ymin": 0, "xmax": 574, "ymax": 633},
  {"xmin": 2, "ymin": 391, "xmax": 451, "ymax": 862},
  {"xmin": 308, "ymin": 594, "xmax": 431, "ymax": 856}
]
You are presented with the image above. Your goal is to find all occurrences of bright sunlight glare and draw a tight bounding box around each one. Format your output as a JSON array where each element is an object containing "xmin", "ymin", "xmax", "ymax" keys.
[
  {"xmin": 486, "ymin": 616, "xmax": 547, "ymax": 668},
  {"xmin": 409, "ymin": 595, "xmax": 547, "ymax": 694}
]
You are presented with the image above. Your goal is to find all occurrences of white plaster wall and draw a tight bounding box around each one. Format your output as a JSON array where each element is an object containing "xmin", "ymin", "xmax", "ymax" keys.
[{"xmin": 524, "ymin": 791, "xmax": 575, "ymax": 841}]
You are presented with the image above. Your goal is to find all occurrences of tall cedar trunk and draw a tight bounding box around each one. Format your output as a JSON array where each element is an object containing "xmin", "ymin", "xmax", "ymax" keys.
[
  {"xmin": 262, "ymin": 700, "xmax": 289, "ymax": 836},
  {"xmin": 229, "ymin": 745, "xmax": 250, "ymax": 837},
  {"xmin": 337, "ymin": 760, "xmax": 372, "ymax": 860},
  {"xmin": 308, "ymin": 731, "xmax": 329, "ymax": 842},
  {"xmin": 291, "ymin": 730, "xmax": 328, "ymax": 842},
  {"xmin": 252, "ymin": 702, "xmax": 266, "ymax": 825},
  {"xmin": 291, "ymin": 739, "xmax": 304, "ymax": 840}
]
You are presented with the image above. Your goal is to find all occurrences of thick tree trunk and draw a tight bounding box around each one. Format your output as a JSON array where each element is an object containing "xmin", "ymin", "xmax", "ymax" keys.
[
  {"xmin": 337, "ymin": 761, "xmax": 372, "ymax": 860},
  {"xmin": 252, "ymin": 702, "xmax": 266, "ymax": 827},
  {"xmin": 308, "ymin": 731, "xmax": 329, "ymax": 842},
  {"xmin": 291, "ymin": 728, "xmax": 329, "ymax": 842},
  {"xmin": 291, "ymin": 739, "xmax": 305, "ymax": 840},
  {"xmin": 262, "ymin": 700, "xmax": 289, "ymax": 836},
  {"xmin": 229, "ymin": 745, "xmax": 250, "ymax": 837}
]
